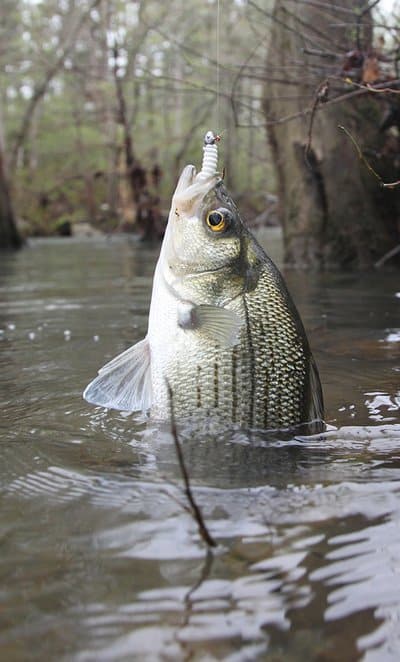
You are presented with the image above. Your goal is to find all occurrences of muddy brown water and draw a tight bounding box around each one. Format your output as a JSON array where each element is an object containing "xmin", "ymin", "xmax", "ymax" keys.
[{"xmin": 0, "ymin": 233, "xmax": 399, "ymax": 661}]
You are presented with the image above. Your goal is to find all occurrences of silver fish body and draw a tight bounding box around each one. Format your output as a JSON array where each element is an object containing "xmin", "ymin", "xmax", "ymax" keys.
[
  {"xmin": 84, "ymin": 148, "xmax": 323, "ymax": 431},
  {"xmin": 148, "ymin": 182, "xmax": 321, "ymax": 429}
]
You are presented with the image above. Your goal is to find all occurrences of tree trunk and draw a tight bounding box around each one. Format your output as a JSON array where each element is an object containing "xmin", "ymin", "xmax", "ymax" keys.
[
  {"xmin": 0, "ymin": 94, "xmax": 21, "ymax": 250},
  {"xmin": 265, "ymin": 0, "xmax": 400, "ymax": 269},
  {"xmin": 0, "ymin": 146, "xmax": 22, "ymax": 250},
  {"xmin": 113, "ymin": 44, "xmax": 164, "ymax": 239}
]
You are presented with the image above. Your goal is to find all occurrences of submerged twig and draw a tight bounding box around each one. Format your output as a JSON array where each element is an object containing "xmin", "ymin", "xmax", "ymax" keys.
[
  {"xmin": 338, "ymin": 124, "xmax": 400, "ymax": 189},
  {"xmin": 375, "ymin": 243, "xmax": 400, "ymax": 268},
  {"xmin": 176, "ymin": 548, "xmax": 215, "ymax": 655},
  {"xmin": 185, "ymin": 548, "xmax": 214, "ymax": 604},
  {"xmin": 167, "ymin": 382, "xmax": 217, "ymax": 548}
]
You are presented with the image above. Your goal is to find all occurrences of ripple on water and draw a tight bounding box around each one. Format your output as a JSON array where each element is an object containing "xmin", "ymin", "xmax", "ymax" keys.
[{"xmin": 1, "ymin": 238, "xmax": 400, "ymax": 661}]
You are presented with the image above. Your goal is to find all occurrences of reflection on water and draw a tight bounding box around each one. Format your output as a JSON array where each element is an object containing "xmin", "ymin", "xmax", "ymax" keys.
[{"xmin": 0, "ymin": 236, "xmax": 399, "ymax": 661}]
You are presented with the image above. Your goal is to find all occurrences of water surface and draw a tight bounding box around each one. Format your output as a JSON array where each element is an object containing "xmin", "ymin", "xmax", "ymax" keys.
[{"xmin": 0, "ymin": 234, "xmax": 399, "ymax": 661}]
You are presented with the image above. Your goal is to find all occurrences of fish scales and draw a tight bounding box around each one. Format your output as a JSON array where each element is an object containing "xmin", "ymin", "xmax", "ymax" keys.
[
  {"xmin": 83, "ymin": 131, "xmax": 323, "ymax": 432},
  {"xmin": 147, "ymin": 261, "xmax": 310, "ymax": 429}
]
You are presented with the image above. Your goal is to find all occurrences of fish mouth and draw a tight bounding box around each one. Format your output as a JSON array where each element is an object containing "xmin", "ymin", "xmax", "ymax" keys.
[
  {"xmin": 172, "ymin": 165, "xmax": 219, "ymax": 215},
  {"xmin": 172, "ymin": 262, "xmax": 229, "ymax": 278}
]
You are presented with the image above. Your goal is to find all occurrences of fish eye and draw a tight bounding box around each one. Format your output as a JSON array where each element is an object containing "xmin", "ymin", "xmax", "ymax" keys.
[{"xmin": 206, "ymin": 209, "xmax": 229, "ymax": 233}]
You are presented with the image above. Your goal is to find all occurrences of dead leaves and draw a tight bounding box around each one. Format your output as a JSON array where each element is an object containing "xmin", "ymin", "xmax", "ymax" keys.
[{"xmin": 362, "ymin": 55, "xmax": 380, "ymax": 84}]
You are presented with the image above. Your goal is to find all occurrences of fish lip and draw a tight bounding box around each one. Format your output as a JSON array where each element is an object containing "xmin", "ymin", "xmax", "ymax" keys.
[
  {"xmin": 187, "ymin": 264, "xmax": 227, "ymax": 275},
  {"xmin": 173, "ymin": 175, "xmax": 218, "ymax": 208},
  {"xmin": 173, "ymin": 263, "xmax": 229, "ymax": 278}
]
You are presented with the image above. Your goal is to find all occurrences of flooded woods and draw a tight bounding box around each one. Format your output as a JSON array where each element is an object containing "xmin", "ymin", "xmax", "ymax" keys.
[
  {"xmin": 1, "ymin": 0, "xmax": 265, "ymax": 244},
  {"xmin": 1, "ymin": 0, "xmax": 400, "ymax": 265}
]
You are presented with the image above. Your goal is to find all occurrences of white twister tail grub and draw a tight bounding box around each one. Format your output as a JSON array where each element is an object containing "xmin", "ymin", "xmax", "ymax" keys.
[
  {"xmin": 196, "ymin": 130, "xmax": 220, "ymax": 181},
  {"xmin": 173, "ymin": 130, "xmax": 221, "ymax": 206}
]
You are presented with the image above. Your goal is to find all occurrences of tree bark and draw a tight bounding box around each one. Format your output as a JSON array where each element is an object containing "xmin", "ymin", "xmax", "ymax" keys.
[
  {"xmin": 112, "ymin": 43, "xmax": 164, "ymax": 239},
  {"xmin": 265, "ymin": 0, "xmax": 400, "ymax": 269},
  {"xmin": 0, "ymin": 146, "xmax": 22, "ymax": 250},
  {"xmin": 0, "ymin": 94, "xmax": 21, "ymax": 249}
]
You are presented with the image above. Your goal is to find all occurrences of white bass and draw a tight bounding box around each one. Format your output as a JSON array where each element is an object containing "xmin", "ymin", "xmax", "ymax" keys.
[{"xmin": 84, "ymin": 131, "xmax": 324, "ymax": 431}]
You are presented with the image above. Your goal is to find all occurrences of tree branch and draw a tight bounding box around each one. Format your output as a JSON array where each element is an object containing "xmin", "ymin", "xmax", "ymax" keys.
[
  {"xmin": 167, "ymin": 382, "xmax": 217, "ymax": 549},
  {"xmin": 338, "ymin": 124, "xmax": 400, "ymax": 188},
  {"xmin": 10, "ymin": 0, "xmax": 102, "ymax": 173}
]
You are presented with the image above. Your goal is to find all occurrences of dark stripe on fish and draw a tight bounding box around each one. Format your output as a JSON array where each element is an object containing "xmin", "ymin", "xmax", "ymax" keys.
[
  {"xmin": 243, "ymin": 296, "xmax": 256, "ymax": 428},
  {"xmin": 214, "ymin": 360, "xmax": 219, "ymax": 409},
  {"xmin": 231, "ymin": 346, "xmax": 238, "ymax": 423},
  {"xmin": 260, "ymin": 319, "xmax": 269, "ymax": 430},
  {"xmin": 197, "ymin": 365, "xmax": 202, "ymax": 409}
]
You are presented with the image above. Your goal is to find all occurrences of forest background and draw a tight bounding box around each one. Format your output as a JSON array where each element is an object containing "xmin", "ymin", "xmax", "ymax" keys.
[{"xmin": 1, "ymin": 0, "xmax": 400, "ymax": 269}]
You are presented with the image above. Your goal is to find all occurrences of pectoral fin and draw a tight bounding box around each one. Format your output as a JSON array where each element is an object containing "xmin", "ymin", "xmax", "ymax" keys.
[
  {"xmin": 83, "ymin": 337, "xmax": 152, "ymax": 412},
  {"xmin": 178, "ymin": 302, "xmax": 242, "ymax": 348}
]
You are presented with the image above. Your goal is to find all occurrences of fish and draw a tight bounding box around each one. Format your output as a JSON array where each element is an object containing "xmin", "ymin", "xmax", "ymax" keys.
[{"xmin": 83, "ymin": 130, "xmax": 324, "ymax": 431}]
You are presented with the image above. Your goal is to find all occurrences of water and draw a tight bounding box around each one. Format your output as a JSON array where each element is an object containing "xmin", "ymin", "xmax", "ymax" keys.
[{"xmin": 0, "ymin": 234, "xmax": 399, "ymax": 661}]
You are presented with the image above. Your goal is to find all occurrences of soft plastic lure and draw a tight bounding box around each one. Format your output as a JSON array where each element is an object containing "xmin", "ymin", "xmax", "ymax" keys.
[{"xmin": 197, "ymin": 130, "xmax": 220, "ymax": 181}]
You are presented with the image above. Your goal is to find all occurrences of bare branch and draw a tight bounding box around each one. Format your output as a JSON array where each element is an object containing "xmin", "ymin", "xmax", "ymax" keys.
[
  {"xmin": 302, "ymin": 47, "xmax": 340, "ymax": 59},
  {"xmin": 281, "ymin": 4, "xmax": 346, "ymax": 53},
  {"xmin": 375, "ymin": 243, "xmax": 400, "ymax": 268},
  {"xmin": 167, "ymin": 382, "xmax": 217, "ymax": 549},
  {"xmin": 305, "ymin": 80, "xmax": 330, "ymax": 162},
  {"xmin": 285, "ymin": 0, "xmax": 358, "ymax": 14},
  {"xmin": 262, "ymin": 78, "xmax": 400, "ymax": 128},
  {"xmin": 10, "ymin": 0, "xmax": 102, "ymax": 173},
  {"xmin": 340, "ymin": 77, "xmax": 400, "ymax": 94},
  {"xmin": 338, "ymin": 124, "xmax": 400, "ymax": 188},
  {"xmin": 248, "ymin": 0, "xmax": 347, "ymax": 53}
]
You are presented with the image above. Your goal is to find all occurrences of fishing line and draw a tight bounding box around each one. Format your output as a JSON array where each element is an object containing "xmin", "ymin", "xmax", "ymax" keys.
[{"xmin": 216, "ymin": 0, "xmax": 221, "ymax": 132}]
